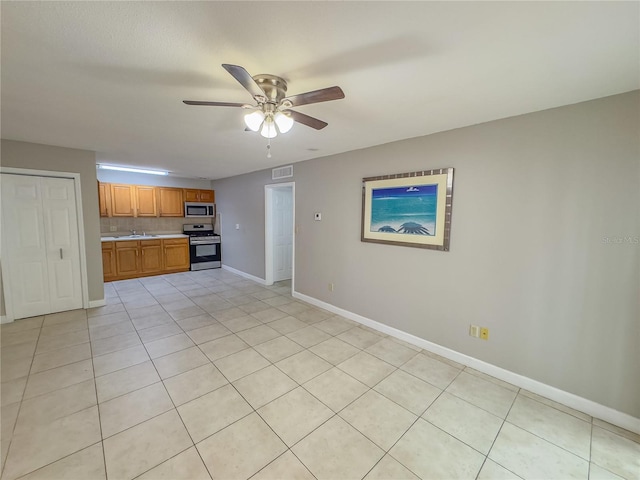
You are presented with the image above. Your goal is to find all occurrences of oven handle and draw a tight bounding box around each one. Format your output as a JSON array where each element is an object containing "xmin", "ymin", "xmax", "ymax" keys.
[{"xmin": 190, "ymin": 240, "xmax": 221, "ymax": 245}]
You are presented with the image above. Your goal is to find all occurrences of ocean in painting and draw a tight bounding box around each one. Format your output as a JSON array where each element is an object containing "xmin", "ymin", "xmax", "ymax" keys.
[{"xmin": 370, "ymin": 184, "xmax": 438, "ymax": 235}]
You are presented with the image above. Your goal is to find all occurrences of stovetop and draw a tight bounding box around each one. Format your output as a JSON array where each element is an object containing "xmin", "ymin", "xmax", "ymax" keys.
[{"xmin": 183, "ymin": 224, "xmax": 219, "ymax": 237}]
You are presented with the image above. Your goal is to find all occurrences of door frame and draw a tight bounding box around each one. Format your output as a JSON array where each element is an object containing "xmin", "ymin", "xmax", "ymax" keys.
[
  {"xmin": 264, "ymin": 182, "xmax": 295, "ymax": 289},
  {"xmin": 0, "ymin": 167, "xmax": 90, "ymax": 322}
]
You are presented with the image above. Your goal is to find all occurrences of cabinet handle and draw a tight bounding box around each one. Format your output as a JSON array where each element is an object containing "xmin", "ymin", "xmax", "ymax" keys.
[{"xmin": 60, "ymin": 248, "xmax": 63, "ymax": 259}]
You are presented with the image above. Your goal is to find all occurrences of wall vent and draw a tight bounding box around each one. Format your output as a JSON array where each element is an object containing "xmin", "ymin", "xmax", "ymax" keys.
[{"xmin": 272, "ymin": 165, "xmax": 293, "ymax": 180}]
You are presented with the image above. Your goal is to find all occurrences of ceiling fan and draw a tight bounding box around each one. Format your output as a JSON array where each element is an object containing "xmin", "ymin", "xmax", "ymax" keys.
[{"xmin": 183, "ymin": 64, "xmax": 345, "ymax": 141}]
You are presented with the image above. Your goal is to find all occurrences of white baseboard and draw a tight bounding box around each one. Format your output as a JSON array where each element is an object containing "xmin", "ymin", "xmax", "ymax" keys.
[
  {"xmin": 88, "ymin": 299, "xmax": 106, "ymax": 308},
  {"xmin": 221, "ymin": 265, "xmax": 268, "ymax": 285},
  {"xmin": 293, "ymin": 290, "xmax": 640, "ymax": 435}
]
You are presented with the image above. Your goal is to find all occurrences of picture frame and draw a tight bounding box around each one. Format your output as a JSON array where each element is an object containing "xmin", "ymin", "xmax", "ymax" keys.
[{"xmin": 361, "ymin": 168, "xmax": 454, "ymax": 251}]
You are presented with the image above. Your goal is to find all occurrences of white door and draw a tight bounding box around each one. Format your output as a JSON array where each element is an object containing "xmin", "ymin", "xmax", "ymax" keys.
[
  {"xmin": 42, "ymin": 177, "xmax": 83, "ymax": 312},
  {"xmin": 1, "ymin": 174, "xmax": 83, "ymax": 319},
  {"xmin": 272, "ymin": 187, "xmax": 293, "ymax": 282}
]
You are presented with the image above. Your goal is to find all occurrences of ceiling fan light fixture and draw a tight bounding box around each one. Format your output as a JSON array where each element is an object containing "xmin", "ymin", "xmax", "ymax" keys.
[
  {"xmin": 274, "ymin": 111, "xmax": 294, "ymax": 134},
  {"xmin": 260, "ymin": 118, "xmax": 277, "ymax": 139},
  {"xmin": 244, "ymin": 110, "xmax": 265, "ymax": 132}
]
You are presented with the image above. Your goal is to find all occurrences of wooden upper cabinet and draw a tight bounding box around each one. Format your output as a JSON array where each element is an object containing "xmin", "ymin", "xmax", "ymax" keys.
[
  {"xmin": 98, "ymin": 182, "xmax": 111, "ymax": 217},
  {"xmin": 158, "ymin": 187, "xmax": 184, "ymax": 217},
  {"xmin": 98, "ymin": 182, "xmax": 205, "ymax": 217},
  {"xmin": 199, "ymin": 189, "xmax": 215, "ymax": 203},
  {"xmin": 110, "ymin": 184, "xmax": 136, "ymax": 217},
  {"xmin": 135, "ymin": 186, "xmax": 158, "ymax": 217},
  {"xmin": 184, "ymin": 189, "xmax": 215, "ymax": 203},
  {"xmin": 183, "ymin": 189, "xmax": 200, "ymax": 202}
]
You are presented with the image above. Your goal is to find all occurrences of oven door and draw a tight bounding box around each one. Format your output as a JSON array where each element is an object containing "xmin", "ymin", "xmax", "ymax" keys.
[{"xmin": 189, "ymin": 241, "xmax": 221, "ymax": 270}]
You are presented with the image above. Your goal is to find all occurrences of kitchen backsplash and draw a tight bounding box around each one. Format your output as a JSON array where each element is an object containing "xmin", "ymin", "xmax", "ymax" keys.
[{"xmin": 100, "ymin": 217, "xmax": 213, "ymax": 235}]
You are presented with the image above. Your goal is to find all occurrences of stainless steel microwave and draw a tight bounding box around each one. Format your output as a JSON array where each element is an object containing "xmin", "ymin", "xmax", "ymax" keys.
[{"xmin": 184, "ymin": 202, "xmax": 216, "ymax": 218}]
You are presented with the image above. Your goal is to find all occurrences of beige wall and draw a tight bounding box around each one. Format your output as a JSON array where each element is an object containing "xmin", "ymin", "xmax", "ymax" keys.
[
  {"xmin": 1, "ymin": 140, "xmax": 104, "ymax": 306},
  {"xmin": 213, "ymin": 91, "xmax": 640, "ymax": 417},
  {"xmin": 212, "ymin": 169, "xmax": 274, "ymax": 277}
]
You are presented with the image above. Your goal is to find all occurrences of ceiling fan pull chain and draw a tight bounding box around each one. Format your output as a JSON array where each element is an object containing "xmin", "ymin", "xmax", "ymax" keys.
[{"xmin": 267, "ymin": 137, "xmax": 272, "ymax": 158}]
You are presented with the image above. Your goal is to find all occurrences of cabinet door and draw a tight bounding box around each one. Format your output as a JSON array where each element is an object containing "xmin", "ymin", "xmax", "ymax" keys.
[
  {"xmin": 163, "ymin": 239, "xmax": 190, "ymax": 271},
  {"xmin": 136, "ymin": 186, "xmax": 158, "ymax": 217},
  {"xmin": 184, "ymin": 189, "xmax": 200, "ymax": 202},
  {"xmin": 102, "ymin": 242, "xmax": 117, "ymax": 281},
  {"xmin": 115, "ymin": 241, "xmax": 139, "ymax": 276},
  {"xmin": 158, "ymin": 188, "xmax": 184, "ymax": 217},
  {"xmin": 98, "ymin": 182, "xmax": 111, "ymax": 217},
  {"xmin": 140, "ymin": 240, "xmax": 163, "ymax": 273},
  {"xmin": 110, "ymin": 184, "xmax": 136, "ymax": 217},
  {"xmin": 199, "ymin": 190, "xmax": 215, "ymax": 203}
]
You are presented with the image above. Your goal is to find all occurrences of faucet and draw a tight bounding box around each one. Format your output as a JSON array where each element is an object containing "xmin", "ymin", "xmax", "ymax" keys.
[{"xmin": 130, "ymin": 229, "xmax": 137, "ymax": 235}]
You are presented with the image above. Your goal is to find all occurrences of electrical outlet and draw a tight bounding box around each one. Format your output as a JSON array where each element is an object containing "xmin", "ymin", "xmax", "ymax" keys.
[
  {"xmin": 469, "ymin": 325, "xmax": 480, "ymax": 338},
  {"xmin": 314, "ymin": 213, "xmax": 322, "ymax": 221},
  {"xmin": 480, "ymin": 327, "xmax": 489, "ymax": 340},
  {"xmin": 235, "ymin": 224, "xmax": 240, "ymax": 230},
  {"xmin": 109, "ymin": 226, "xmax": 117, "ymax": 232}
]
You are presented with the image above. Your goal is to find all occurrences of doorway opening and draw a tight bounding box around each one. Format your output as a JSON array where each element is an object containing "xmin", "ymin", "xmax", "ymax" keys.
[{"xmin": 264, "ymin": 182, "xmax": 295, "ymax": 290}]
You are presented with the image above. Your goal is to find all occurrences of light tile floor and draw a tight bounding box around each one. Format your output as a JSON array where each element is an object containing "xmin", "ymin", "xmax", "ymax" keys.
[{"xmin": 1, "ymin": 269, "xmax": 639, "ymax": 480}]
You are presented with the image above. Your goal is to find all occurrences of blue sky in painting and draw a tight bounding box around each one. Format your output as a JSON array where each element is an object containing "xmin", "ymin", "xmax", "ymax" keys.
[{"xmin": 372, "ymin": 184, "xmax": 438, "ymax": 198}]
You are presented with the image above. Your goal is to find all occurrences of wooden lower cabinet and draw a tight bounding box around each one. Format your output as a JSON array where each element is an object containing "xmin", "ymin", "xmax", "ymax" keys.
[
  {"xmin": 140, "ymin": 240, "xmax": 163, "ymax": 274},
  {"xmin": 163, "ymin": 238, "xmax": 190, "ymax": 272},
  {"xmin": 115, "ymin": 241, "xmax": 140, "ymax": 277},
  {"xmin": 104, "ymin": 238, "xmax": 190, "ymax": 281},
  {"xmin": 102, "ymin": 242, "xmax": 117, "ymax": 281}
]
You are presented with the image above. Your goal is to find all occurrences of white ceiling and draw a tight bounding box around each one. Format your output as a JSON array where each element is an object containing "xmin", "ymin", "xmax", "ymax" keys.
[{"xmin": 2, "ymin": 2, "xmax": 638, "ymax": 180}]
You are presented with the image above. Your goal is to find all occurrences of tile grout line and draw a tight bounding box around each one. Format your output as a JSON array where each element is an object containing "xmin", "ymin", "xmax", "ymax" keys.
[
  {"xmin": 374, "ymin": 367, "xmax": 462, "ymax": 480},
  {"xmin": 1, "ymin": 314, "xmax": 98, "ymax": 480},
  {"xmin": 475, "ymin": 384, "xmax": 522, "ymax": 480},
  {"xmin": 0, "ymin": 316, "xmax": 47, "ymax": 480},
  {"xmin": 111, "ymin": 278, "xmax": 211, "ymax": 480},
  {"xmin": 86, "ymin": 325, "xmax": 109, "ymax": 480},
  {"xmin": 6, "ymin": 271, "xmax": 635, "ymax": 479}
]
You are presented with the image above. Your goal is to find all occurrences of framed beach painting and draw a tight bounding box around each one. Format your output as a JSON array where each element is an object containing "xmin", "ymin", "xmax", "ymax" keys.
[{"xmin": 361, "ymin": 168, "xmax": 454, "ymax": 251}]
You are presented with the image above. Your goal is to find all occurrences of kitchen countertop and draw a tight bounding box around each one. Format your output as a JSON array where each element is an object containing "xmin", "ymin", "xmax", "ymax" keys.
[{"xmin": 101, "ymin": 234, "xmax": 188, "ymax": 242}]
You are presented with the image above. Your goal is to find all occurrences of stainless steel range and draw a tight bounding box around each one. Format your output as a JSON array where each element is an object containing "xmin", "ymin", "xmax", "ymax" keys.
[{"xmin": 183, "ymin": 224, "xmax": 221, "ymax": 270}]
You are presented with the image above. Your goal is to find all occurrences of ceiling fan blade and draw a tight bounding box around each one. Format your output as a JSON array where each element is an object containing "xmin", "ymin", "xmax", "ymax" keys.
[
  {"xmin": 222, "ymin": 64, "xmax": 265, "ymax": 100},
  {"xmin": 183, "ymin": 100, "xmax": 247, "ymax": 107},
  {"xmin": 284, "ymin": 110, "xmax": 328, "ymax": 130},
  {"xmin": 283, "ymin": 86, "xmax": 344, "ymax": 107}
]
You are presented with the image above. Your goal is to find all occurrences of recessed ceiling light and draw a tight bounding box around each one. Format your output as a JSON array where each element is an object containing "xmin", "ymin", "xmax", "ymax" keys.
[{"xmin": 98, "ymin": 165, "xmax": 169, "ymax": 176}]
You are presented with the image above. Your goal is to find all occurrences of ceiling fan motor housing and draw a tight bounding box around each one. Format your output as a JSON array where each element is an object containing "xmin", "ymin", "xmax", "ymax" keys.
[{"xmin": 253, "ymin": 74, "xmax": 288, "ymax": 103}]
